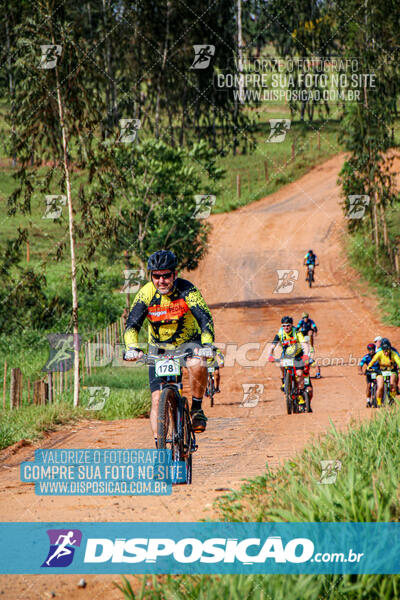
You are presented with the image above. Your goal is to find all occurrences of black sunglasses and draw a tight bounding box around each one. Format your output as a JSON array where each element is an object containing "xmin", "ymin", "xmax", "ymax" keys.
[{"xmin": 152, "ymin": 271, "xmax": 174, "ymax": 280}]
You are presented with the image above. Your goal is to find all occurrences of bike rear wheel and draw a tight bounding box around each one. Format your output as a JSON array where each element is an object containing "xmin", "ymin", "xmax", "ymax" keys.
[
  {"xmin": 370, "ymin": 382, "xmax": 377, "ymax": 408},
  {"xmin": 307, "ymin": 269, "xmax": 313, "ymax": 288},
  {"xmin": 284, "ymin": 370, "xmax": 293, "ymax": 415},
  {"xmin": 182, "ymin": 399, "xmax": 193, "ymax": 484},
  {"xmin": 208, "ymin": 375, "xmax": 215, "ymax": 408},
  {"xmin": 304, "ymin": 390, "xmax": 312, "ymax": 413}
]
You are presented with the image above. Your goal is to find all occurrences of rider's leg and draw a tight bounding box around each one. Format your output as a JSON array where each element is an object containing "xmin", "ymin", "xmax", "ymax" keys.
[
  {"xmin": 296, "ymin": 369, "xmax": 305, "ymax": 390},
  {"xmin": 376, "ymin": 375, "xmax": 384, "ymax": 406},
  {"xmin": 215, "ymin": 368, "xmax": 220, "ymax": 392},
  {"xmin": 390, "ymin": 373, "xmax": 398, "ymax": 400},
  {"xmin": 150, "ymin": 390, "xmax": 161, "ymax": 441},
  {"xmin": 187, "ymin": 357, "xmax": 208, "ymax": 431}
]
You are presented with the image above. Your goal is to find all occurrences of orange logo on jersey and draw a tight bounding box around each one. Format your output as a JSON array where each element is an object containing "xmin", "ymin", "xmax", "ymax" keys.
[{"xmin": 148, "ymin": 299, "xmax": 189, "ymax": 322}]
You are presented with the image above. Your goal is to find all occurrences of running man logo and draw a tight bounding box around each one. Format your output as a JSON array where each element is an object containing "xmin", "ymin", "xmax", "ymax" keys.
[
  {"xmin": 120, "ymin": 269, "xmax": 145, "ymax": 294},
  {"xmin": 347, "ymin": 195, "xmax": 370, "ymax": 219},
  {"xmin": 267, "ymin": 119, "xmax": 291, "ymax": 143},
  {"xmin": 42, "ymin": 334, "xmax": 80, "ymax": 373},
  {"xmin": 39, "ymin": 45, "xmax": 62, "ymax": 69},
  {"xmin": 274, "ymin": 270, "xmax": 299, "ymax": 294},
  {"xmin": 241, "ymin": 383, "xmax": 264, "ymax": 407},
  {"xmin": 42, "ymin": 529, "xmax": 82, "ymax": 567},
  {"xmin": 193, "ymin": 195, "xmax": 216, "ymax": 219},
  {"xmin": 87, "ymin": 386, "xmax": 110, "ymax": 411},
  {"xmin": 43, "ymin": 195, "xmax": 66, "ymax": 220},
  {"xmin": 118, "ymin": 119, "xmax": 141, "ymax": 143},
  {"xmin": 318, "ymin": 460, "xmax": 342, "ymax": 485},
  {"xmin": 190, "ymin": 45, "xmax": 215, "ymax": 69}
]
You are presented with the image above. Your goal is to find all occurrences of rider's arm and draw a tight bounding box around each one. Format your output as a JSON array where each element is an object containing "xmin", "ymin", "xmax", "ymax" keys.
[
  {"xmin": 124, "ymin": 284, "xmax": 153, "ymax": 349},
  {"xmin": 393, "ymin": 352, "xmax": 400, "ymax": 369},
  {"xmin": 311, "ymin": 320, "xmax": 318, "ymax": 334},
  {"xmin": 367, "ymin": 351, "xmax": 380, "ymax": 370},
  {"xmin": 269, "ymin": 334, "xmax": 280, "ymax": 355},
  {"xmin": 297, "ymin": 331, "xmax": 309, "ymax": 355},
  {"xmin": 359, "ymin": 355, "xmax": 368, "ymax": 374},
  {"xmin": 184, "ymin": 285, "xmax": 215, "ymax": 345},
  {"xmin": 295, "ymin": 319, "xmax": 303, "ymax": 331}
]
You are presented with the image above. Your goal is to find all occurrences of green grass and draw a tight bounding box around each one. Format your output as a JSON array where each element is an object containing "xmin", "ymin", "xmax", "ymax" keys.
[
  {"xmin": 0, "ymin": 365, "xmax": 151, "ymax": 449},
  {"xmin": 0, "ymin": 401, "xmax": 87, "ymax": 449},
  {"xmin": 347, "ymin": 231, "xmax": 400, "ymax": 326},
  {"xmin": 216, "ymin": 118, "xmax": 342, "ymax": 213},
  {"xmin": 117, "ymin": 407, "xmax": 400, "ymax": 599}
]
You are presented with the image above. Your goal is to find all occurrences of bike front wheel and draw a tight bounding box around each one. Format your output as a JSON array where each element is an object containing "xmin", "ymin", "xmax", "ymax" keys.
[
  {"xmin": 157, "ymin": 387, "xmax": 179, "ymax": 456},
  {"xmin": 284, "ymin": 370, "xmax": 293, "ymax": 415}
]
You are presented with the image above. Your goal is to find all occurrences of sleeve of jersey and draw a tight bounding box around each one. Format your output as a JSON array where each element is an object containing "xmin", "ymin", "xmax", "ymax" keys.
[
  {"xmin": 272, "ymin": 334, "xmax": 280, "ymax": 344},
  {"xmin": 124, "ymin": 286, "xmax": 151, "ymax": 349},
  {"xmin": 367, "ymin": 353, "xmax": 379, "ymax": 369},
  {"xmin": 359, "ymin": 355, "xmax": 367, "ymax": 367},
  {"xmin": 394, "ymin": 353, "xmax": 400, "ymax": 369},
  {"xmin": 184, "ymin": 287, "xmax": 215, "ymax": 345}
]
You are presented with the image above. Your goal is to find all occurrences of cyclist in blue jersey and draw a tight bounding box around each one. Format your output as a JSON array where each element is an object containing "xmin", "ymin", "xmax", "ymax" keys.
[
  {"xmin": 359, "ymin": 343, "xmax": 380, "ymax": 407},
  {"xmin": 303, "ymin": 250, "xmax": 318, "ymax": 282},
  {"xmin": 296, "ymin": 312, "xmax": 321, "ymax": 378}
]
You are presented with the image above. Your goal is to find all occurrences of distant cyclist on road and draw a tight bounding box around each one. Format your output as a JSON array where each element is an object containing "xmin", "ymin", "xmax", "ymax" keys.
[
  {"xmin": 124, "ymin": 250, "xmax": 215, "ymax": 442},
  {"xmin": 303, "ymin": 249, "xmax": 319, "ymax": 282},
  {"xmin": 367, "ymin": 339, "xmax": 400, "ymax": 406},
  {"xmin": 268, "ymin": 316, "xmax": 310, "ymax": 398},
  {"xmin": 359, "ymin": 343, "xmax": 380, "ymax": 407},
  {"xmin": 296, "ymin": 312, "xmax": 321, "ymax": 378}
]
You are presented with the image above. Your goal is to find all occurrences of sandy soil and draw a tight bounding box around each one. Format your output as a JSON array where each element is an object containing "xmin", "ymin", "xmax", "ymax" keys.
[{"xmin": 1, "ymin": 154, "xmax": 398, "ymax": 599}]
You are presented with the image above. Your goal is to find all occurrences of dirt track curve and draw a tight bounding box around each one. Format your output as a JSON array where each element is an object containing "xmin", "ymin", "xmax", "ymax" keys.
[{"xmin": 1, "ymin": 154, "xmax": 399, "ymax": 599}]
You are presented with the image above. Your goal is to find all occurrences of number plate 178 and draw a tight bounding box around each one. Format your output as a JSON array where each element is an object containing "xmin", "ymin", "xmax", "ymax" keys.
[{"xmin": 155, "ymin": 359, "xmax": 180, "ymax": 376}]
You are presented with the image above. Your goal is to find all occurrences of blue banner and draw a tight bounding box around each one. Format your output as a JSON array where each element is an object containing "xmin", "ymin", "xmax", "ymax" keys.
[
  {"xmin": 19, "ymin": 449, "xmax": 188, "ymax": 495},
  {"xmin": 0, "ymin": 522, "xmax": 399, "ymax": 574}
]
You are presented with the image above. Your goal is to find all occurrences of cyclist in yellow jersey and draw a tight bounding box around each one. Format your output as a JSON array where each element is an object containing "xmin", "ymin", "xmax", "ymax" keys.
[
  {"xmin": 367, "ymin": 339, "xmax": 400, "ymax": 406},
  {"xmin": 124, "ymin": 250, "xmax": 214, "ymax": 441},
  {"xmin": 268, "ymin": 316, "xmax": 310, "ymax": 394}
]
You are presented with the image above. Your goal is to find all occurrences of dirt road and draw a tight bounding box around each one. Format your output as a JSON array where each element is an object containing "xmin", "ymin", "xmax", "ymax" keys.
[{"xmin": 1, "ymin": 154, "xmax": 398, "ymax": 599}]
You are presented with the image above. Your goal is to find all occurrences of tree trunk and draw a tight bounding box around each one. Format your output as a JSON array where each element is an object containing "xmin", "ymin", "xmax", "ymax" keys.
[
  {"xmin": 5, "ymin": 9, "xmax": 16, "ymax": 167},
  {"xmin": 52, "ymin": 34, "xmax": 80, "ymax": 407},
  {"xmin": 237, "ymin": 0, "xmax": 244, "ymax": 105},
  {"xmin": 155, "ymin": 1, "xmax": 171, "ymax": 140}
]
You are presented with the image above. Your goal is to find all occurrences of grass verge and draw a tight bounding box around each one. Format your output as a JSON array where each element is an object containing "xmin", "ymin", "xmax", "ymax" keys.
[
  {"xmin": 0, "ymin": 366, "xmax": 151, "ymax": 450},
  {"xmin": 347, "ymin": 232, "xmax": 400, "ymax": 326},
  {"xmin": 117, "ymin": 406, "xmax": 400, "ymax": 599}
]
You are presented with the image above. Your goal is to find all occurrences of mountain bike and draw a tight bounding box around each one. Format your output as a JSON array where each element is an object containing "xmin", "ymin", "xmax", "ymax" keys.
[
  {"xmin": 206, "ymin": 366, "xmax": 216, "ymax": 407},
  {"xmin": 367, "ymin": 370, "xmax": 378, "ymax": 408},
  {"xmin": 141, "ymin": 348, "xmax": 198, "ymax": 484},
  {"xmin": 280, "ymin": 355, "xmax": 311, "ymax": 414},
  {"xmin": 381, "ymin": 370, "xmax": 395, "ymax": 407},
  {"xmin": 306, "ymin": 264, "xmax": 315, "ymax": 288}
]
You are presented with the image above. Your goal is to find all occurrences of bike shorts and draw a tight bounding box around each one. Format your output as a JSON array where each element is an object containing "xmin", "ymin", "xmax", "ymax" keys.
[{"xmin": 148, "ymin": 341, "xmax": 203, "ymax": 393}]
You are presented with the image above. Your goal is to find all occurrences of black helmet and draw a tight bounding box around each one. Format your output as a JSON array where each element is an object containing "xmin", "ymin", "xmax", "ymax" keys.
[
  {"xmin": 281, "ymin": 316, "xmax": 293, "ymax": 325},
  {"xmin": 367, "ymin": 343, "xmax": 375, "ymax": 352},
  {"xmin": 308, "ymin": 249, "xmax": 313, "ymax": 254},
  {"xmin": 381, "ymin": 338, "xmax": 391, "ymax": 350},
  {"xmin": 147, "ymin": 250, "xmax": 177, "ymax": 272}
]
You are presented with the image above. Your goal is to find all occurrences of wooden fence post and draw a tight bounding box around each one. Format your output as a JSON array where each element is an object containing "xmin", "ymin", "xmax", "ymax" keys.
[
  {"xmin": 10, "ymin": 368, "xmax": 21, "ymax": 409},
  {"xmin": 48, "ymin": 373, "xmax": 53, "ymax": 404},
  {"xmin": 236, "ymin": 174, "xmax": 241, "ymax": 198}
]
